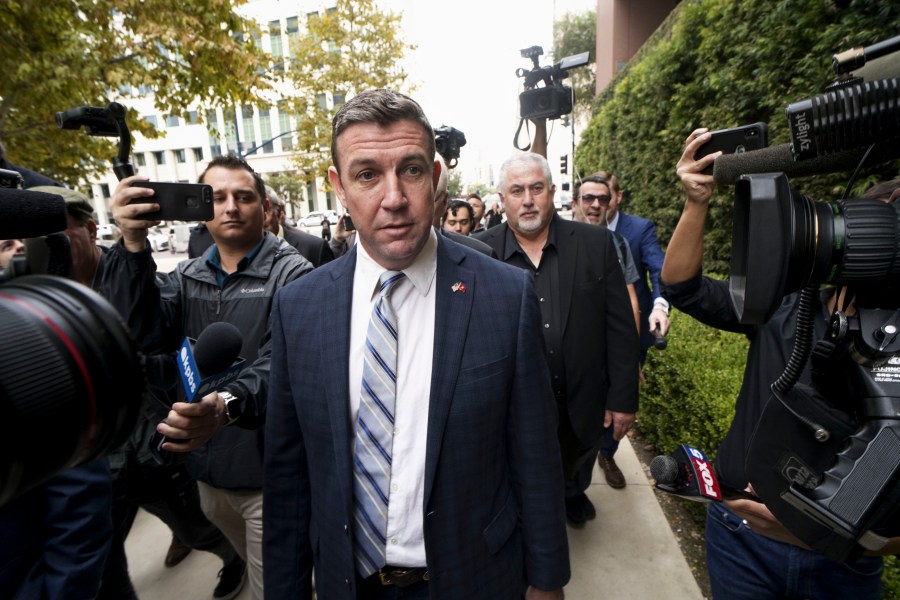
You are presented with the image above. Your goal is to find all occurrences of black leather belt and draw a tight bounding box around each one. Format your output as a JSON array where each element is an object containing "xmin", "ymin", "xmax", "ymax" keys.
[{"xmin": 374, "ymin": 566, "xmax": 429, "ymax": 587}]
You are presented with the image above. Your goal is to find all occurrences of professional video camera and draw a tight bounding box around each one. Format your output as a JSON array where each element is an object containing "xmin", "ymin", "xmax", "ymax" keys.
[
  {"xmin": 516, "ymin": 45, "xmax": 590, "ymax": 121},
  {"xmin": 0, "ymin": 186, "xmax": 146, "ymax": 507},
  {"xmin": 713, "ymin": 34, "xmax": 900, "ymax": 563},
  {"xmin": 434, "ymin": 125, "xmax": 467, "ymax": 169}
]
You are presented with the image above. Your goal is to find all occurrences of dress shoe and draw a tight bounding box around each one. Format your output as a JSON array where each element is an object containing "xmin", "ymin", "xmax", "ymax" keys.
[
  {"xmin": 565, "ymin": 495, "xmax": 587, "ymax": 527},
  {"xmin": 564, "ymin": 493, "xmax": 595, "ymax": 527},
  {"xmin": 598, "ymin": 455, "xmax": 626, "ymax": 489},
  {"xmin": 164, "ymin": 535, "xmax": 192, "ymax": 568}
]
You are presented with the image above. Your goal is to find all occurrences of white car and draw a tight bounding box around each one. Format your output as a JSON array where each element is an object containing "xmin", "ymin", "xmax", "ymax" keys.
[
  {"xmin": 146, "ymin": 227, "xmax": 171, "ymax": 252},
  {"xmin": 299, "ymin": 211, "xmax": 338, "ymax": 228}
]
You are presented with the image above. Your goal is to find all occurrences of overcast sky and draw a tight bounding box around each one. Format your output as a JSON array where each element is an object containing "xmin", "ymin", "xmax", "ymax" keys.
[{"xmin": 376, "ymin": 0, "xmax": 597, "ymax": 189}]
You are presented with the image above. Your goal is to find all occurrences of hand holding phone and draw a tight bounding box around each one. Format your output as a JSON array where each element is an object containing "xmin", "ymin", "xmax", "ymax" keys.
[
  {"xmin": 129, "ymin": 181, "xmax": 214, "ymax": 221},
  {"xmin": 696, "ymin": 122, "xmax": 768, "ymax": 175}
]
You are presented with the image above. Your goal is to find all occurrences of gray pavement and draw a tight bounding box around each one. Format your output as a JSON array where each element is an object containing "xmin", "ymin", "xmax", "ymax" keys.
[{"xmin": 128, "ymin": 437, "xmax": 703, "ymax": 600}]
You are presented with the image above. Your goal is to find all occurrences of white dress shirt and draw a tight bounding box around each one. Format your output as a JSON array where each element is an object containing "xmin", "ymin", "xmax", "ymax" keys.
[{"xmin": 348, "ymin": 229, "xmax": 437, "ymax": 568}]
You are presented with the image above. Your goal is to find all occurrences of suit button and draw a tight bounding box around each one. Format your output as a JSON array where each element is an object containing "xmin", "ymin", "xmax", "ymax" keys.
[{"xmin": 344, "ymin": 524, "xmax": 349, "ymax": 534}]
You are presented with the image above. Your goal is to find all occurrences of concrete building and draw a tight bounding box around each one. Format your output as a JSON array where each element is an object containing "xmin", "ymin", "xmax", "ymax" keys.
[{"xmin": 87, "ymin": 0, "xmax": 338, "ymax": 227}]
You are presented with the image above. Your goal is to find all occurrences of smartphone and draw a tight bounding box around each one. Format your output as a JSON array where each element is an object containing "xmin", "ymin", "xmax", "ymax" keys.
[
  {"xmin": 342, "ymin": 214, "xmax": 355, "ymax": 231},
  {"xmin": 129, "ymin": 181, "xmax": 214, "ymax": 221},
  {"xmin": 696, "ymin": 122, "xmax": 768, "ymax": 175}
]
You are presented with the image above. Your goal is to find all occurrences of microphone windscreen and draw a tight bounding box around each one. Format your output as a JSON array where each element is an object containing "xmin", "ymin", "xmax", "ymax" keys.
[
  {"xmin": 713, "ymin": 143, "xmax": 900, "ymax": 185},
  {"xmin": 0, "ymin": 188, "xmax": 68, "ymax": 239},
  {"xmin": 193, "ymin": 322, "xmax": 243, "ymax": 376},
  {"xmin": 650, "ymin": 454, "xmax": 679, "ymax": 485}
]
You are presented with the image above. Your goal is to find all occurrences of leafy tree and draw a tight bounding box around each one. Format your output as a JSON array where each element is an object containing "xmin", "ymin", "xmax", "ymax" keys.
[
  {"xmin": 447, "ymin": 168, "xmax": 463, "ymax": 198},
  {"xmin": 0, "ymin": 0, "xmax": 275, "ymax": 187},
  {"xmin": 266, "ymin": 170, "xmax": 308, "ymax": 211},
  {"xmin": 553, "ymin": 11, "xmax": 596, "ymax": 122},
  {"xmin": 283, "ymin": 0, "xmax": 411, "ymax": 187},
  {"xmin": 577, "ymin": 0, "xmax": 900, "ymax": 274}
]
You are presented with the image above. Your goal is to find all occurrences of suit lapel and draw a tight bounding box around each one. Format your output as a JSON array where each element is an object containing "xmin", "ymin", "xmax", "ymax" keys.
[
  {"xmin": 323, "ymin": 251, "xmax": 356, "ymax": 507},
  {"xmin": 555, "ymin": 217, "xmax": 578, "ymax": 337},
  {"xmin": 423, "ymin": 237, "xmax": 474, "ymax": 509}
]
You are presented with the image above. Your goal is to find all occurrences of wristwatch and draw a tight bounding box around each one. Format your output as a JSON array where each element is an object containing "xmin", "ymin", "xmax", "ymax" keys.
[{"xmin": 219, "ymin": 391, "xmax": 243, "ymax": 426}]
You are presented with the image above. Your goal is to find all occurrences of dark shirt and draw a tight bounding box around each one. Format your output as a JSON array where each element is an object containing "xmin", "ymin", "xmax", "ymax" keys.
[
  {"xmin": 502, "ymin": 220, "xmax": 566, "ymax": 396},
  {"xmin": 662, "ymin": 272, "xmax": 831, "ymax": 492},
  {"xmin": 206, "ymin": 235, "xmax": 266, "ymax": 288}
]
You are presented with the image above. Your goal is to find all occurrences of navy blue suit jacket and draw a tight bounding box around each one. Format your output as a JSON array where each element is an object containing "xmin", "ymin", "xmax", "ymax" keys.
[
  {"xmin": 264, "ymin": 236, "xmax": 569, "ymax": 599},
  {"xmin": 615, "ymin": 212, "xmax": 666, "ymax": 353}
]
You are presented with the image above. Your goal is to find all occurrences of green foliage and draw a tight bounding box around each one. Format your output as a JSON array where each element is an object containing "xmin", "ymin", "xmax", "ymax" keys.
[
  {"xmin": 266, "ymin": 170, "xmax": 307, "ymax": 210},
  {"xmin": 578, "ymin": 0, "xmax": 900, "ymax": 274},
  {"xmin": 552, "ymin": 10, "xmax": 596, "ymax": 122},
  {"xmin": 0, "ymin": 0, "xmax": 275, "ymax": 187},
  {"xmin": 885, "ymin": 556, "xmax": 900, "ymax": 600},
  {"xmin": 447, "ymin": 168, "xmax": 463, "ymax": 198},
  {"xmin": 284, "ymin": 0, "xmax": 412, "ymax": 187},
  {"xmin": 639, "ymin": 308, "xmax": 745, "ymax": 458}
]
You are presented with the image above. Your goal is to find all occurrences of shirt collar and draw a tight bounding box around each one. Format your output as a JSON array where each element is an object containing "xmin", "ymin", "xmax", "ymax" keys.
[
  {"xmin": 607, "ymin": 211, "xmax": 620, "ymax": 231},
  {"xmin": 355, "ymin": 228, "xmax": 438, "ymax": 300},
  {"xmin": 501, "ymin": 214, "xmax": 558, "ymax": 261},
  {"xmin": 206, "ymin": 232, "xmax": 268, "ymax": 288}
]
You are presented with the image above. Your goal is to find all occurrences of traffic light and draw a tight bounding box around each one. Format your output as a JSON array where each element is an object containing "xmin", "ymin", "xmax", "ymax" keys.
[{"xmin": 560, "ymin": 155, "xmax": 568, "ymax": 175}]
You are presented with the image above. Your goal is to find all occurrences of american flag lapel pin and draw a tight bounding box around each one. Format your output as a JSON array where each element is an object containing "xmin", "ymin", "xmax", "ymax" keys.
[{"xmin": 451, "ymin": 281, "xmax": 467, "ymax": 293}]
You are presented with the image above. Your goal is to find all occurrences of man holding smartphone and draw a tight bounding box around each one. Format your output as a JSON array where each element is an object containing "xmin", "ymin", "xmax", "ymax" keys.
[{"xmin": 104, "ymin": 155, "xmax": 312, "ymax": 600}]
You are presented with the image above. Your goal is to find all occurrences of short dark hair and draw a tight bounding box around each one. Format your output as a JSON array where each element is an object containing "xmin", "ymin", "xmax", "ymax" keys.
[
  {"xmin": 466, "ymin": 193, "xmax": 482, "ymax": 203},
  {"xmin": 593, "ymin": 170, "xmax": 620, "ymax": 194},
  {"xmin": 330, "ymin": 89, "xmax": 435, "ymax": 172},
  {"xmin": 198, "ymin": 154, "xmax": 266, "ymax": 202},
  {"xmin": 443, "ymin": 199, "xmax": 474, "ymax": 226},
  {"xmin": 575, "ymin": 175, "xmax": 612, "ymax": 201}
]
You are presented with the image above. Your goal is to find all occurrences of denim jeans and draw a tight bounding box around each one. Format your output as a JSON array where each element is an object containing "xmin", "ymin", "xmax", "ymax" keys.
[{"xmin": 705, "ymin": 501, "xmax": 883, "ymax": 599}]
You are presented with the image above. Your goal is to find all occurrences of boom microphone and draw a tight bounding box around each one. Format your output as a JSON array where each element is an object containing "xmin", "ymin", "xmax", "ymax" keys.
[
  {"xmin": 0, "ymin": 188, "xmax": 68, "ymax": 239},
  {"xmin": 712, "ymin": 143, "xmax": 900, "ymax": 185},
  {"xmin": 650, "ymin": 444, "xmax": 722, "ymax": 503}
]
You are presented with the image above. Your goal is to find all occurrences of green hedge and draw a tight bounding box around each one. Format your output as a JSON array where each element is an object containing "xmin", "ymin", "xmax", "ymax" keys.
[
  {"xmin": 639, "ymin": 308, "xmax": 744, "ymax": 458},
  {"xmin": 640, "ymin": 312, "xmax": 900, "ymax": 597},
  {"xmin": 578, "ymin": 0, "xmax": 900, "ymax": 274}
]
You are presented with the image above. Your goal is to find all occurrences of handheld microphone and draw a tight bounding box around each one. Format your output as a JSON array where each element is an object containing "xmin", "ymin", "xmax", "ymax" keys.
[
  {"xmin": 151, "ymin": 322, "xmax": 245, "ymax": 465},
  {"xmin": 0, "ymin": 188, "xmax": 68, "ymax": 239},
  {"xmin": 650, "ymin": 444, "xmax": 722, "ymax": 503},
  {"xmin": 652, "ymin": 326, "xmax": 667, "ymax": 350},
  {"xmin": 712, "ymin": 142, "xmax": 900, "ymax": 185},
  {"xmin": 178, "ymin": 321, "xmax": 245, "ymax": 403}
]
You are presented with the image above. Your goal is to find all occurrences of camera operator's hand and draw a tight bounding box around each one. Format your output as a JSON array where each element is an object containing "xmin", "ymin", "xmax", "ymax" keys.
[
  {"xmin": 604, "ymin": 410, "xmax": 635, "ymax": 441},
  {"xmin": 649, "ymin": 306, "xmax": 670, "ymax": 336},
  {"xmin": 333, "ymin": 211, "xmax": 352, "ymax": 243},
  {"xmin": 676, "ymin": 128, "xmax": 719, "ymax": 206},
  {"xmin": 662, "ymin": 129, "xmax": 721, "ymax": 286},
  {"xmin": 111, "ymin": 175, "xmax": 160, "ymax": 253},
  {"xmin": 725, "ymin": 489, "xmax": 811, "ymax": 549},
  {"xmin": 529, "ymin": 118, "xmax": 548, "ymax": 158},
  {"xmin": 156, "ymin": 390, "xmax": 226, "ymax": 452}
]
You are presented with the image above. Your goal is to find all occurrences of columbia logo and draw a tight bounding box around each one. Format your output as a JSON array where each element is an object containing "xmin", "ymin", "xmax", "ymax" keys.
[{"xmin": 241, "ymin": 287, "xmax": 265, "ymax": 294}]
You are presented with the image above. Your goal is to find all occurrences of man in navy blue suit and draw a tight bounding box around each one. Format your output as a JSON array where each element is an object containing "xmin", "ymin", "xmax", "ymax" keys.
[{"xmin": 264, "ymin": 90, "xmax": 569, "ymax": 600}]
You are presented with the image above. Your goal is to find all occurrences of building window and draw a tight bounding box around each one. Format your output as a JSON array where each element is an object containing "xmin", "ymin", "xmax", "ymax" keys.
[
  {"xmin": 242, "ymin": 105, "xmax": 256, "ymax": 151},
  {"xmin": 100, "ymin": 183, "xmax": 111, "ymax": 198},
  {"xmin": 187, "ymin": 111, "xmax": 200, "ymax": 124},
  {"xmin": 286, "ymin": 16, "xmax": 299, "ymax": 33},
  {"xmin": 278, "ymin": 103, "xmax": 293, "ymax": 152},
  {"xmin": 153, "ymin": 151, "xmax": 166, "ymax": 165},
  {"xmin": 175, "ymin": 149, "xmax": 186, "ymax": 163},
  {"xmin": 135, "ymin": 153, "xmax": 146, "ymax": 167},
  {"xmin": 166, "ymin": 115, "xmax": 179, "ymax": 127},
  {"xmin": 333, "ymin": 92, "xmax": 346, "ymax": 106},
  {"xmin": 316, "ymin": 93, "xmax": 327, "ymax": 110},
  {"xmin": 193, "ymin": 147, "xmax": 204, "ymax": 161},
  {"xmin": 144, "ymin": 115, "xmax": 158, "ymax": 130},
  {"xmin": 269, "ymin": 20, "xmax": 283, "ymax": 56},
  {"xmin": 259, "ymin": 109, "xmax": 273, "ymax": 154}
]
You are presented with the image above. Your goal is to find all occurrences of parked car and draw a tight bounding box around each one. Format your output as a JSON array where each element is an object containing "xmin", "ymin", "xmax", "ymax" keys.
[
  {"xmin": 96, "ymin": 224, "xmax": 120, "ymax": 249},
  {"xmin": 298, "ymin": 211, "xmax": 338, "ymax": 228},
  {"xmin": 147, "ymin": 227, "xmax": 171, "ymax": 252}
]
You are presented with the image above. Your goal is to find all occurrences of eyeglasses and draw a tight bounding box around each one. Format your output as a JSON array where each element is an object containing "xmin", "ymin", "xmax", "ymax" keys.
[{"xmin": 580, "ymin": 194, "xmax": 611, "ymax": 204}]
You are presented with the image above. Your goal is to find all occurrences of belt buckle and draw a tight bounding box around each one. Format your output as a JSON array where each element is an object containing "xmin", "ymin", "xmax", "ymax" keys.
[{"xmin": 377, "ymin": 567, "xmax": 428, "ymax": 587}]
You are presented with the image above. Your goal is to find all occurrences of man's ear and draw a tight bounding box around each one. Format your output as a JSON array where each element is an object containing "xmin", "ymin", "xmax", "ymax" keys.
[
  {"xmin": 87, "ymin": 220, "xmax": 97, "ymax": 243},
  {"xmin": 432, "ymin": 159, "xmax": 442, "ymax": 192},
  {"xmin": 328, "ymin": 166, "xmax": 348, "ymax": 210}
]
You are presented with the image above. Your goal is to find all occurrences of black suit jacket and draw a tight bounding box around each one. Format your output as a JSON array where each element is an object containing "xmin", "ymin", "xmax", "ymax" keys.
[
  {"xmin": 283, "ymin": 225, "xmax": 334, "ymax": 267},
  {"xmin": 476, "ymin": 215, "xmax": 639, "ymax": 445},
  {"xmin": 264, "ymin": 236, "xmax": 569, "ymax": 599}
]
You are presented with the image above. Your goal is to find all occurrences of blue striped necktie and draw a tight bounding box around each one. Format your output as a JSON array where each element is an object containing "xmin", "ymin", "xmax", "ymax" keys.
[{"xmin": 353, "ymin": 270, "xmax": 405, "ymax": 577}]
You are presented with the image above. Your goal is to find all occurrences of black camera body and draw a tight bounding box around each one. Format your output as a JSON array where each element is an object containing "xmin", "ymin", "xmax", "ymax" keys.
[
  {"xmin": 434, "ymin": 125, "xmax": 467, "ymax": 169},
  {"xmin": 516, "ymin": 45, "xmax": 590, "ymax": 121},
  {"xmin": 726, "ymin": 35, "xmax": 900, "ymax": 562}
]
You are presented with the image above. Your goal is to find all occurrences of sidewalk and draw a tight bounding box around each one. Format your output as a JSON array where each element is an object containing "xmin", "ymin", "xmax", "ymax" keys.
[{"xmin": 128, "ymin": 437, "xmax": 703, "ymax": 599}]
